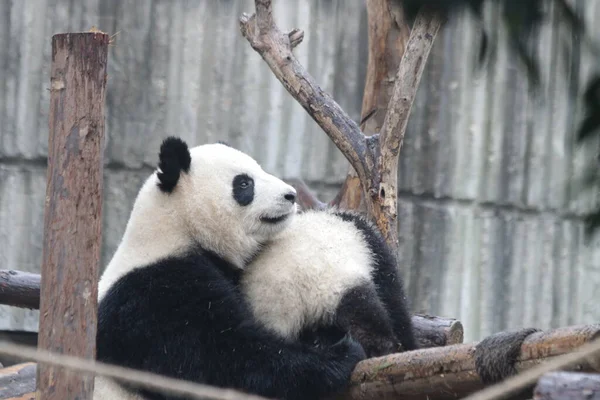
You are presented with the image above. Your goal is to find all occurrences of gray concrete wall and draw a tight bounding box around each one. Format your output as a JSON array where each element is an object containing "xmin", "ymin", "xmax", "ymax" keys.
[{"xmin": 0, "ymin": 0, "xmax": 598, "ymax": 343}]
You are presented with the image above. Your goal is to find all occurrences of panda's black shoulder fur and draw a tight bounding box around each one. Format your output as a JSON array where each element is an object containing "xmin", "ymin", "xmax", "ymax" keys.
[
  {"xmin": 96, "ymin": 247, "xmax": 365, "ymax": 400},
  {"xmin": 157, "ymin": 136, "xmax": 192, "ymax": 193},
  {"xmin": 330, "ymin": 209, "xmax": 419, "ymax": 351}
]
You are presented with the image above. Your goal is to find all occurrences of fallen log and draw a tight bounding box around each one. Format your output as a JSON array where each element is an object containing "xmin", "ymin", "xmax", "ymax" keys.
[
  {"xmin": 340, "ymin": 324, "xmax": 600, "ymax": 400},
  {"xmin": 0, "ymin": 270, "xmax": 463, "ymax": 349},
  {"xmin": 533, "ymin": 371, "xmax": 600, "ymax": 400},
  {"xmin": 0, "ymin": 363, "xmax": 36, "ymax": 399}
]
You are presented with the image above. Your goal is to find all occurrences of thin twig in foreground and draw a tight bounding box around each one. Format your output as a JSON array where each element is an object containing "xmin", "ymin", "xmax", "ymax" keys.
[{"xmin": 0, "ymin": 341, "xmax": 269, "ymax": 400}]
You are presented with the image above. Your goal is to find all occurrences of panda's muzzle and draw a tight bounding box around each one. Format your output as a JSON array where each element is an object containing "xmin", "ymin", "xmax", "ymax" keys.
[{"xmin": 260, "ymin": 213, "xmax": 290, "ymax": 224}]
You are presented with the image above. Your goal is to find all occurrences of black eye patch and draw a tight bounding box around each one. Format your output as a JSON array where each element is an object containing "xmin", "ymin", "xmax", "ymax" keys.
[{"xmin": 232, "ymin": 174, "xmax": 255, "ymax": 206}]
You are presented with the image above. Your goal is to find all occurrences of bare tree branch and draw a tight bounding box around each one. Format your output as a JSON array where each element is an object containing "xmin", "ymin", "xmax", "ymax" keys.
[
  {"xmin": 373, "ymin": 6, "xmax": 445, "ymax": 247},
  {"xmin": 240, "ymin": 1, "xmax": 445, "ymax": 253},
  {"xmin": 254, "ymin": 0, "xmax": 274, "ymax": 32},
  {"xmin": 239, "ymin": 6, "xmax": 372, "ymax": 193},
  {"xmin": 240, "ymin": 1, "xmax": 446, "ymax": 255},
  {"xmin": 335, "ymin": 0, "xmax": 412, "ymax": 212}
]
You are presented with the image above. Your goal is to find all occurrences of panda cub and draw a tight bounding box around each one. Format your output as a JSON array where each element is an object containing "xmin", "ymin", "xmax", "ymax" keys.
[
  {"xmin": 93, "ymin": 137, "xmax": 366, "ymax": 400},
  {"xmin": 242, "ymin": 207, "xmax": 418, "ymax": 358}
]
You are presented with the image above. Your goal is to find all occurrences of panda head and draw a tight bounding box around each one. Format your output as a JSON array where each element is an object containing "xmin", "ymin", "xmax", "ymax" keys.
[{"xmin": 152, "ymin": 136, "xmax": 298, "ymax": 266}]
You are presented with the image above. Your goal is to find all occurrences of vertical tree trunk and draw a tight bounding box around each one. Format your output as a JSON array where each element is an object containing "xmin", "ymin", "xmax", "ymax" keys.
[
  {"xmin": 334, "ymin": 0, "xmax": 411, "ymax": 211},
  {"xmin": 37, "ymin": 32, "xmax": 109, "ymax": 400}
]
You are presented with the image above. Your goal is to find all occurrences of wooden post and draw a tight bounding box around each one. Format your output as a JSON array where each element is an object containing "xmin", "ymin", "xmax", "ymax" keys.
[{"xmin": 37, "ymin": 32, "xmax": 109, "ymax": 400}]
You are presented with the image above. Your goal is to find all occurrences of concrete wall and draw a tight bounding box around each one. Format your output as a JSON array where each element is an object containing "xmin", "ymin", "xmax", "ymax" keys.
[{"xmin": 0, "ymin": 0, "xmax": 598, "ymax": 342}]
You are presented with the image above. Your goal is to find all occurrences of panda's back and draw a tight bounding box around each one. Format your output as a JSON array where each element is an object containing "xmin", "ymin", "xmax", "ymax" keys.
[{"xmin": 242, "ymin": 210, "xmax": 375, "ymax": 339}]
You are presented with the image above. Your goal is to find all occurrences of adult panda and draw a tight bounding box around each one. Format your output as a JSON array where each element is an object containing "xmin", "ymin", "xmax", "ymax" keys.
[
  {"xmin": 241, "ymin": 207, "xmax": 419, "ymax": 358},
  {"xmin": 93, "ymin": 137, "xmax": 366, "ymax": 400}
]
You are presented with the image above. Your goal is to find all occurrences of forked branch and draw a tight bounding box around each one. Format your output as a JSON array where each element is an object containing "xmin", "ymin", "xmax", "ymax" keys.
[
  {"xmin": 240, "ymin": 0, "xmax": 444, "ymax": 253},
  {"xmin": 373, "ymin": 6, "xmax": 445, "ymax": 247}
]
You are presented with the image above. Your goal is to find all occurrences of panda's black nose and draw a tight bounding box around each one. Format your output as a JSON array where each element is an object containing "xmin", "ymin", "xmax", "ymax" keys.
[{"xmin": 284, "ymin": 192, "xmax": 296, "ymax": 203}]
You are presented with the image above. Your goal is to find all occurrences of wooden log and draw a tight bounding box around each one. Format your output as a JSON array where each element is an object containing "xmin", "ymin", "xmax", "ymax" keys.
[
  {"xmin": 0, "ymin": 269, "xmax": 464, "ymax": 350},
  {"xmin": 534, "ymin": 371, "xmax": 600, "ymax": 400},
  {"xmin": 341, "ymin": 324, "xmax": 600, "ymax": 400},
  {"xmin": 37, "ymin": 32, "xmax": 109, "ymax": 400},
  {"xmin": 0, "ymin": 363, "xmax": 36, "ymax": 399},
  {"xmin": 412, "ymin": 314, "xmax": 463, "ymax": 347},
  {"xmin": 0, "ymin": 271, "xmax": 40, "ymax": 310}
]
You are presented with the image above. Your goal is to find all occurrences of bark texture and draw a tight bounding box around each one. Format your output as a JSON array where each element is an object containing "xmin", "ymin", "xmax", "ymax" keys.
[
  {"xmin": 37, "ymin": 32, "xmax": 109, "ymax": 400},
  {"xmin": 341, "ymin": 325, "xmax": 600, "ymax": 400}
]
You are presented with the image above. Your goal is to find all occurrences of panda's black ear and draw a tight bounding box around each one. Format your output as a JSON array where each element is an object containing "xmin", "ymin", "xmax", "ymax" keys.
[{"xmin": 157, "ymin": 136, "xmax": 191, "ymax": 193}]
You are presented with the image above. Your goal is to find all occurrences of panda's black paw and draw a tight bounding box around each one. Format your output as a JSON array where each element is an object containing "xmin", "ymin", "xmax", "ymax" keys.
[{"xmin": 329, "ymin": 333, "xmax": 366, "ymax": 362}]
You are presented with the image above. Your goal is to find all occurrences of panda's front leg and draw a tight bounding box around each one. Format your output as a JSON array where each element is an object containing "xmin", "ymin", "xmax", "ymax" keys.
[{"xmin": 335, "ymin": 283, "xmax": 400, "ymax": 358}]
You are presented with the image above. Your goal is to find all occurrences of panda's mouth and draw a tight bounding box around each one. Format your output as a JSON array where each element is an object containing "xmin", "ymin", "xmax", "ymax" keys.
[{"xmin": 260, "ymin": 213, "xmax": 290, "ymax": 224}]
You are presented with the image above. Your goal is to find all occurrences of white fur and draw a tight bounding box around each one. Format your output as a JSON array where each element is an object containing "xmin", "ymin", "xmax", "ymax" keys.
[
  {"xmin": 94, "ymin": 376, "xmax": 143, "ymax": 400},
  {"xmin": 241, "ymin": 209, "xmax": 374, "ymax": 339},
  {"xmin": 98, "ymin": 143, "xmax": 297, "ymax": 301},
  {"xmin": 95, "ymin": 142, "xmax": 297, "ymax": 399}
]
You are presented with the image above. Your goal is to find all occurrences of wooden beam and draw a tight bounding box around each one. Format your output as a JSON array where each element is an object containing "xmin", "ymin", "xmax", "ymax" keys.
[
  {"xmin": 534, "ymin": 371, "xmax": 600, "ymax": 400},
  {"xmin": 0, "ymin": 269, "xmax": 464, "ymax": 349},
  {"xmin": 37, "ymin": 32, "xmax": 109, "ymax": 400},
  {"xmin": 340, "ymin": 324, "xmax": 600, "ymax": 400},
  {"xmin": 0, "ymin": 271, "xmax": 40, "ymax": 310},
  {"xmin": 412, "ymin": 314, "xmax": 463, "ymax": 347}
]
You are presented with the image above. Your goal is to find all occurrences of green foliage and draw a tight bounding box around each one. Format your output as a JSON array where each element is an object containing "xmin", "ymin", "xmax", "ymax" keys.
[{"xmin": 398, "ymin": 0, "xmax": 600, "ymax": 239}]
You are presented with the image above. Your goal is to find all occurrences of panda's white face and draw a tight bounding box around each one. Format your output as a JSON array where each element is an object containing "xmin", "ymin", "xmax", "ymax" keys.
[
  {"xmin": 178, "ymin": 143, "xmax": 298, "ymax": 250},
  {"xmin": 99, "ymin": 137, "xmax": 297, "ymax": 297}
]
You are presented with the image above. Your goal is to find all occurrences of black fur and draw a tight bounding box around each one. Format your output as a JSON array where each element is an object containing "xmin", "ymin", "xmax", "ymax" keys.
[
  {"xmin": 96, "ymin": 249, "xmax": 366, "ymax": 400},
  {"xmin": 232, "ymin": 174, "xmax": 255, "ymax": 206},
  {"xmin": 474, "ymin": 328, "xmax": 540, "ymax": 384},
  {"xmin": 332, "ymin": 210, "xmax": 419, "ymax": 352},
  {"xmin": 157, "ymin": 137, "xmax": 192, "ymax": 193},
  {"xmin": 336, "ymin": 283, "xmax": 400, "ymax": 357}
]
